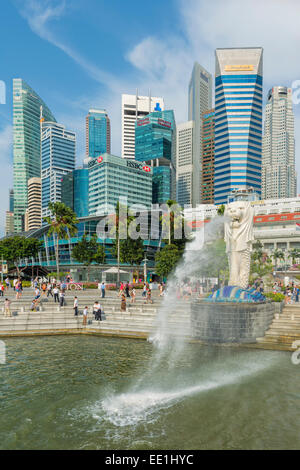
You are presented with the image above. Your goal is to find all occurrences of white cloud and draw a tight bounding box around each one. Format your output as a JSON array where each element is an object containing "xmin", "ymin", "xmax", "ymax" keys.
[{"xmin": 15, "ymin": 0, "xmax": 118, "ymax": 88}]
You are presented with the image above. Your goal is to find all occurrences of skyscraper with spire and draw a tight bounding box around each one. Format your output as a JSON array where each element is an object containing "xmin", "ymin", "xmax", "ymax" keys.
[
  {"xmin": 13, "ymin": 79, "xmax": 56, "ymax": 232},
  {"xmin": 188, "ymin": 63, "xmax": 212, "ymax": 205}
]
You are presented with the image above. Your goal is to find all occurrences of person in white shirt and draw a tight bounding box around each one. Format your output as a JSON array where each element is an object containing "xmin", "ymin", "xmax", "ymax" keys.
[
  {"xmin": 74, "ymin": 296, "xmax": 78, "ymax": 316},
  {"xmin": 53, "ymin": 286, "xmax": 59, "ymax": 303}
]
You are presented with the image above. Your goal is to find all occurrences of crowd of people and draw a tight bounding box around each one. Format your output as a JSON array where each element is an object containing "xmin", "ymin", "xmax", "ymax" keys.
[{"xmin": 272, "ymin": 280, "xmax": 300, "ymax": 304}]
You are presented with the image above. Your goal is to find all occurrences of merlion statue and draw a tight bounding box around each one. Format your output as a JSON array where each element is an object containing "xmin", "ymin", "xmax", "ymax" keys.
[{"xmin": 224, "ymin": 201, "xmax": 254, "ymax": 289}]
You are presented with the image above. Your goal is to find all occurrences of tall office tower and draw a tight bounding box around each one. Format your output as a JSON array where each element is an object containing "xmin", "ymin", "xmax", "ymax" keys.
[
  {"xmin": 202, "ymin": 110, "xmax": 215, "ymax": 204},
  {"xmin": 88, "ymin": 154, "xmax": 153, "ymax": 215},
  {"xmin": 122, "ymin": 93, "xmax": 164, "ymax": 159},
  {"xmin": 13, "ymin": 79, "xmax": 56, "ymax": 232},
  {"xmin": 5, "ymin": 212, "xmax": 14, "ymax": 236},
  {"xmin": 188, "ymin": 63, "xmax": 212, "ymax": 204},
  {"xmin": 61, "ymin": 168, "xmax": 89, "ymax": 218},
  {"xmin": 9, "ymin": 189, "xmax": 14, "ymax": 212},
  {"xmin": 41, "ymin": 122, "xmax": 76, "ymax": 218},
  {"xmin": 176, "ymin": 121, "xmax": 195, "ymax": 207},
  {"xmin": 214, "ymin": 48, "xmax": 263, "ymax": 204},
  {"xmin": 27, "ymin": 177, "xmax": 42, "ymax": 230},
  {"xmin": 262, "ymin": 87, "xmax": 296, "ymax": 199},
  {"xmin": 135, "ymin": 110, "xmax": 176, "ymax": 203},
  {"xmin": 86, "ymin": 109, "xmax": 111, "ymax": 159}
]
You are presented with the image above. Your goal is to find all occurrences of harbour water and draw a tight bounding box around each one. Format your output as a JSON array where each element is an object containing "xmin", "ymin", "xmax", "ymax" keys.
[{"xmin": 1, "ymin": 335, "xmax": 300, "ymax": 450}]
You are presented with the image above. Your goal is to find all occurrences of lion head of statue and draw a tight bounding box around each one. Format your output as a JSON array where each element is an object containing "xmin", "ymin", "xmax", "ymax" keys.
[{"xmin": 224, "ymin": 201, "xmax": 254, "ymax": 252}]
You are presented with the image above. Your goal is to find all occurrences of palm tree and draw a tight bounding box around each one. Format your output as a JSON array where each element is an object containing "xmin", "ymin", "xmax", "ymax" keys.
[
  {"xmin": 289, "ymin": 248, "xmax": 300, "ymax": 265},
  {"xmin": 272, "ymin": 249, "xmax": 284, "ymax": 270},
  {"xmin": 44, "ymin": 202, "xmax": 78, "ymax": 279},
  {"xmin": 161, "ymin": 199, "xmax": 182, "ymax": 245}
]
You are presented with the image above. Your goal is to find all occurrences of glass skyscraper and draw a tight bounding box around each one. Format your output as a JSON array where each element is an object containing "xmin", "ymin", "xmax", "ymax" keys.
[
  {"xmin": 41, "ymin": 122, "xmax": 76, "ymax": 218},
  {"xmin": 88, "ymin": 153, "xmax": 152, "ymax": 215},
  {"xmin": 188, "ymin": 63, "xmax": 212, "ymax": 205},
  {"xmin": 86, "ymin": 109, "xmax": 110, "ymax": 160},
  {"xmin": 61, "ymin": 168, "xmax": 89, "ymax": 218},
  {"xmin": 214, "ymin": 48, "xmax": 263, "ymax": 205},
  {"xmin": 13, "ymin": 79, "xmax": 56, "ymax": 232},
  {"xmin": 135, "ymin": 110, "xmax": 176, "ymax": 204}
]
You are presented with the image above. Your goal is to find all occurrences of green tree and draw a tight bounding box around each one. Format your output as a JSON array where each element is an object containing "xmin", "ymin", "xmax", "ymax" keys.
[
  {"xmin": 155, "ymin": 244, "xmax": 181, "ymax": 278},
  {"xmin": 44, "ymin": 202, "xmax": 78, "ymax": 279},
  {"xmin": 0, "ymin": 236, "xmax": 43, "ymax": 276},
  {"xmin": 161, "ymin": 199, "xmax": 190, "ymax": 252},
  {"xmin": 289, "ymin": 248, "xmax": 300, "ymax": 265},
  {"xmin": 72, "ymin": 233, "xmax": 106, "ymax": 281},
  {"xmin": 217, "ymin": 204, "xmax": 225, "ymax": 216},
  {"xmin": 272, "ymin": 249, "xmax": 284, "ymax": 269}
]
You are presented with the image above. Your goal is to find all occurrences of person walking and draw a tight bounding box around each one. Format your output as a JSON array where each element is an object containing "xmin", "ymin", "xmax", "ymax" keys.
[
  {"xmin": 4, "ymin": 298, "xmax": 12, "ymax": 317},
  {"xmin": 53, "ymin": 285, "xmax": 59, "ymax": 303},
  {"xmin": 34, "ymin": 286, "xmax": 41, "ymax": 301},
  {"xmin": 101, "ymin": 282, "xmax": 106, "ymax": 298},
  {"xmin": 83, "ymin": 306, "xmax": 88, "ymax": 326},
  {"xmin": 59, "ymin": 290, "xmax": 65, "ymax": 307},
  {"xmin": 15, "ymin": 279, "xmax": 21, "ymax": 300},
  {"xmin": 47, "ymin": 282, "xmax": 53, "ymax": 298},
  {"xmin": 41, "ymin": 282, "xmax": 47, "ymax": 297},
  {"xmin": 0, "ymin": 283, "xmax": 3, "ymax": 297},
  {"xmin": 125, "ymin": 282, "xmax": 130, "ymax": 298},
  {"xmin": 130, "ymin": 288, "xmax": 136, "ymax": 304},
  {"xmin": 13, "ymin": 278, "xmax": 18, "ymax": 292},
  {"xmin": 142, "ymin": 283, "xmax": 147, "ymax": 298},
  {"xmin": 73, "ymin": 296, "xmax": 78, "ymax": 316},
  {"xmin": 93, "ymin": 301, "xmax": 102, "ymax": 321},
  {"xmin": 73, "ymin": 296, "xmax": 78, "ymax": 317},
  {"xmin": 146, "ymin": 288, "xmax": 153, "ymax": 304},
  {"xmin": 5, "ymin": 277, "xmax": 10, "ymax": 290}
]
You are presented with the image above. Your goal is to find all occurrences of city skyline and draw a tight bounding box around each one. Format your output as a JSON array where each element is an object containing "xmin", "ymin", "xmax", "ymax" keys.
[{"xmin": 0, "ymin": 0, "xmax": 300, "ymax": 233}]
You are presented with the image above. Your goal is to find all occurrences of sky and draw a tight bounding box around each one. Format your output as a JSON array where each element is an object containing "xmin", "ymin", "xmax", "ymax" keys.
[{"xmin": 0, "ymin": 0, "xmax": 300, "ymax": 234}]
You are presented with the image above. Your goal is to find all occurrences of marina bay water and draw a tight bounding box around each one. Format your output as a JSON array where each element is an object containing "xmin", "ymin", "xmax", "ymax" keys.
[{"xmin": 1, "ymin": 335, "xmax": 300, "ymax": 450}]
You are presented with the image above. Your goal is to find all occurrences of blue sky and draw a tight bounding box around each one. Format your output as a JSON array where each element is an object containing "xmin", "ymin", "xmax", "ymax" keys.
[{"xmin": 0, "ymin": 0, "xmax": 299, "ymax": 233}]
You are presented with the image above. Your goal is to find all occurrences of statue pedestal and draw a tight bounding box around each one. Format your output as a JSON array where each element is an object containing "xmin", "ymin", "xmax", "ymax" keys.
[{"xmin": 191, "ymin": 300, "xmax": 276, "ymax": 343}]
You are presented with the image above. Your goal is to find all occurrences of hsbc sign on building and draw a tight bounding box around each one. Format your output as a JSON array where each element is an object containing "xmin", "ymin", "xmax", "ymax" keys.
[{"xmin": 126, "ymin": 161, "xmax": 152, "ymax": 173}]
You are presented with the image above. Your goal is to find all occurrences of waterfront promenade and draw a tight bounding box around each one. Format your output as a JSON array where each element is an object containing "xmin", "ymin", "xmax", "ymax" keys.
[
  {"xmin": 0, "ymin": 288, "xmax": 191, "ymax": 340},
  {"xmin": 1, "ymin": 288, "xmax": 300, "ymax": 351}
]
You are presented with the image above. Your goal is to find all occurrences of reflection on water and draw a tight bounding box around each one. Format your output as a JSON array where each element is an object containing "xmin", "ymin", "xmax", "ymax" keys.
[{"xmin": 0, "ymin": 336, "xmax": 300, "ymax": 450}]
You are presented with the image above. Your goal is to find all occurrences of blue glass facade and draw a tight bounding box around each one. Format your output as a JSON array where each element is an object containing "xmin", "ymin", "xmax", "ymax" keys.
[
  {"xmin": 41, "ymin": 122, "xmax": 76, "ymax": 218},
  {"xmin": 86, "ymin": 109, "xmax": 110, "ymax": 158},
  {"xmin": 74, "ymin": 168, "xmax": 89, "ymax": 217},
  {"xmin": 135, "ymin": 110, "xmax": 176, "ymax": 204},
  {"xmin": 214, "ymin": 49, "xmax": 263, "ymax": 205},
  {"xmin": 61, "ymin": 168, "xmax": 89, "ymax": 218}
]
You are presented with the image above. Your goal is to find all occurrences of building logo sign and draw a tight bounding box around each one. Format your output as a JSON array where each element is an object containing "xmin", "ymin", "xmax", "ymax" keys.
[
  {"xmin": 157, "ymin": 118, "xmax": 171, "ymax": 128},
  {"xmin": 225, "ymin": 64, "xmax": 254, "ymax": 72},
  {"xmin": 126, "ymin": 161, "xmax": 151, "ymax": 173},
  {"xmin": 137, "ymin": 118, "xmax": 150, "ymax": 127},
  {"xmin": 97, "ymin": 156, "xmax": 104, "ymax": 163}
]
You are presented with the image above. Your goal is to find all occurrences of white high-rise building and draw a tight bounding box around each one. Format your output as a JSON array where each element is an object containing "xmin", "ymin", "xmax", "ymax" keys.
[
  {"xmin": 121, "ymin": 93, "xmax": 164, "ymax": 159},
  {"xmin": 176, "ymin": 121, "xmax": 195, "ymax": 207},
  {"xmin": 188, "ymin": 63, "xmax": 212, "ymax": 205},
  {"xmin": 262, "ymin": 86, "xmax": 296, "ymax": 199}
]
